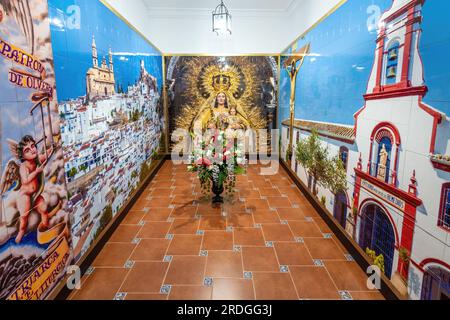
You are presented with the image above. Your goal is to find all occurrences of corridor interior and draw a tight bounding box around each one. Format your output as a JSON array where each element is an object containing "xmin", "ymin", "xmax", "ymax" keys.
[{"xmin": 69, "ymin": 161, "xmax": 384, "ymax": 300}]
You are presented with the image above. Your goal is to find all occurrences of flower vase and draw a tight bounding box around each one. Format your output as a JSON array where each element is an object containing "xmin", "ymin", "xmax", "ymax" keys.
[{"xmin": 211, "ymin": 179, "xmax": 224, "ymax": 204}]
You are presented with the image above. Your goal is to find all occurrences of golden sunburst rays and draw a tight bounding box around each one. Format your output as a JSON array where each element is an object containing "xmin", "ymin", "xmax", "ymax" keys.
[{"xmin": 173, "ymin": 56, "xmax": 268, "ymax": 131}]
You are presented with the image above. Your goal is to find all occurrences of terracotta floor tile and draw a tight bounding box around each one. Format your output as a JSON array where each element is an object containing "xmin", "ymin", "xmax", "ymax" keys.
[
  {"xmin": 172, "ymin": 186, "xmax": 194, "ymax": 196},
  {"xmin": 303, "ymin": 238, "xmax": 346, "ymax": 260},
  {"xmin": 274, "ymin": 242, "xmax": 313, "ymax": 266},
  {"xmin": 131, "ymin": 239, "xmax": 170, "ymax": 261},
  {"xmin": 149, "ymin": 188, "xmax": 173, "ymax": 198},
  {"xmin": 121, "ymin": 262, "xmax": 169, "ymax": 293},
  {"xmin": 131, "ymin": 198, "xmax": 150, "ymax": 211},
  {"xmin": 171, "ymin": 205, "xmax": 198, "ymax": 218},
  {"xmin": 261, "ymin": 224, "xmax": 294, "ymax": 242},
  {"xmin": 226, "ymin": 212, "xmax": 255, "ymax": 228},
  {"xmin": 241, "ymin": 247, "xmax": 279, "ymax": 272},
  {"xmin": 150, "ymin": 180, "xmax": 173, "ymax": 188},
  {"xmin": 142, "ymin": 207, "xmax": 173, "ymax": 222},
  {"xmin": 92, "ymin": 243, "xmax": 136, "ymax": 267},
  {"xmin": 288, "ymin": 220, "xmax": 323, "ymax": 238},
  {"xmin": 325, "ymin": 261, "xmax": 374, "ymax": 291},
  {"xmin": 197, "ymin": 204, "xmax": 223, "ymax": 216},
  {"xmin": 205, "ymin": 251, "xmax": 243, "ymax": 278},
  {"xmin": 148, "ymin": 197, "xmax": 174, "ymax": 208},
  {"xmin": 276, "ymin": 208, "xmax": 305, "ymax": 221},
  {"xmin": 253, "ymin": 210, "xmax": 280, "ymax": 224},
  {"xmin": 246, "ymin": 199, "xmax": 270, "ymax": 212},
  {"xmin": 313, "ymin": 217, "xmax": 333, "ymax": 233},
  {"xmin": 125, "ymin": 293, "xmax": 168, "ymax": 300},
  {"xmin": 109, "ymin": 225, "xmax": 141, "ymax": 243},
  {"xmin": 199, "ymin": 216, "xmax": 226, "ymax": 231},
  {"xmin": 290, "ymin": 266, "xmax": 340, "ymax": 300},
  {"xmin": 138, "ymin": 222, "xmax": 172, "ymax": 239},
  {"xmin": 169, "ymin": 218, "xmax": 200, "ymax": 234},
  {"xmin": 349, "ymin": 291, "xmax": 385, "ymax": 300},
  {"xmin": 167, "ymin": 235, "xmax": 203, "ymax": 256},
  {"xmin": 202, "ymin": 231, "xmax": 233, "ymax": 251},
  {"xmin": 171, "ymin": 195, "xmax": 196, "ymax": 206},
  {"xmin": 72, "ymin": 268, "xmax": 128, "ymax": 300},
  {"xmin": 266, "ymin": 196, "xmax": 292, "ymax": 208},
  {"xmin": 169, "ymin": 286, "xmax": 212, "ymax": 300},
  {"xmin": 238, "ymin": 188, "xmax": 261, "ymax": 199},
  {"xmin": 164, "ymin": 256, "xmax": 207, "ymax": 286},
  {"xmin": 258, "ymin": 187, "xmax": 281, "ymax": 197},
  {"xmin": 223, "ymin": 200, "xmax": 247, "ymax": 213},
  {"xmin": 212, "ymin": 278, "xmax": 255, "ymax": 300},
  {"xmin": 121, "ymin": 210, "xmax": 146, "ymax": 225},
  {"xmin": 233, "ymin": 228, "xmax": 265, "ymax": 246},
  {"xmin": 253, "ymin": 273, "xmax": 298, "ymax": 300}
]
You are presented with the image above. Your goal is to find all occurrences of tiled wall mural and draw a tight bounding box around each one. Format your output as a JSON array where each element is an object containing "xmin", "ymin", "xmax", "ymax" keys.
[
  {"xmin": 165, "ymin": 56, "xmax": 279, "ymax": 152},
  {"xmin": 0, "ymin": 0, "xmax": 164, "ymax": 299},
  {"xmin": 279, "ymin": 0, "xmax": 449, "ymax": 300}
]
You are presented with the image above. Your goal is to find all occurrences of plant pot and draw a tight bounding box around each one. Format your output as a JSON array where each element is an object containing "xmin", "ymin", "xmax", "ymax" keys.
[{"xmin": 212, "ymin": 180, "xmax": 224, "ymax": 204}]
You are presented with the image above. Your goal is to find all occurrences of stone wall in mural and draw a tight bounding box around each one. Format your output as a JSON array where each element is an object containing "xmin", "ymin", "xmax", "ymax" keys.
[
  {"xmin": 165, "ymin": 56, "xmax": 279, "ymax": 152},
  {"xmin": 0, "ymin": 0, "xmax": 71, "ymax": 300},
  {"xmin": 279, "ymin": 0, "xmax": 450, "ymax": 300}
]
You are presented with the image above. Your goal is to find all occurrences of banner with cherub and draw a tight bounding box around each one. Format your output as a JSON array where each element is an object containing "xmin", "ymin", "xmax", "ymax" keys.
[{"xmin": 0, "ymin": 1, "xmax": 72, "ymax": 300}]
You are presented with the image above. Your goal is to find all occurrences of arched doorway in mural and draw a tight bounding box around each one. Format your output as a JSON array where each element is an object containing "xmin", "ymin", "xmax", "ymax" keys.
[
  {"xmin": 333, "ymin": 191, "xmax": 347, "ymax": 228},
  {"xmin": 359, "ymin": 203, "xmax": 395, "ymax": 278},
  {"xmin": 421, "ymin": 266, "xmax": 450, "ymax": 300}
]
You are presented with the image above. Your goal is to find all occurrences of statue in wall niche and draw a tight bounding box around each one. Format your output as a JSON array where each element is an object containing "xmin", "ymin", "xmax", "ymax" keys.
[{"xmin": 377, "ymin": 144, "xmax": 388, "ymax": 181}]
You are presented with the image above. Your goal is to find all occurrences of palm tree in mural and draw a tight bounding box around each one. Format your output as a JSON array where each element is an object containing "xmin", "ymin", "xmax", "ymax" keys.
[{"xmin": 283, "ymin": 43, "xmax": 311, "ymax": 162}]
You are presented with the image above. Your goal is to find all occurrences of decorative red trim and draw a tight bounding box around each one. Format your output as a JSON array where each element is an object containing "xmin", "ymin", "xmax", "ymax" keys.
[
  {"xmin": 353, "ymin": 104, "xmax": 366, "ymax": 137},
  {"xmin": 355, "ymin": 168, "xmax": 423, "ymax": 208},
  {"xmin": 419, "ymin": 98, "xmax": 443, "ymax": 154},
  {"xmin": 364, "ymin": 85, "xmax": 428, "ymax": 100},
  {"xmin": 370, "ymin": 122, "xmax": 402, "ymax": 145},
  {"xmin": 358, "ymin": 198, "xmax": 400, "ymax": 246},
  {"xmin": 431, "ymin": 159, "xmax": 450, "ymax": 172},
  {"xmin": 419, "ymin": 258, "xmax": 450, "ymax": 271},
  {"xmin": 384, "ymin": 0, "xmax": 424, "ymax": 23},
  {"xmin": 438, "ymin": 183, "xmax": 450, "ymax": 232},
  {"xmin": 400, "ymin": 6, "xmax": 415, "ymax": 86}
]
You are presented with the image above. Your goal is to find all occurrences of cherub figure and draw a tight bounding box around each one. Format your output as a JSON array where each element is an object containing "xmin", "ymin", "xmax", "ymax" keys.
[{"xmin": 0, "ymin": 135, "xmax": 54, "ymax": 243}]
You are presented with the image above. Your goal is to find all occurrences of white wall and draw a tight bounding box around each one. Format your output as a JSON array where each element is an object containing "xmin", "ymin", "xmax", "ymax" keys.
[{"xmin": 103, "ymin": 0, "xmax": 343, "ymax": 54}]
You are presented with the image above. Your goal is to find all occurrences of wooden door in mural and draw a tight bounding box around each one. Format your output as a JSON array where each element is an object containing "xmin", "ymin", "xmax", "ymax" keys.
[
  {"xmin": 359, "ymin": 204, "xmax": 395, "ymax": 278},
  {"xmin": 333, "ymin": 192, "xmax": 347, "ymax": 229}
]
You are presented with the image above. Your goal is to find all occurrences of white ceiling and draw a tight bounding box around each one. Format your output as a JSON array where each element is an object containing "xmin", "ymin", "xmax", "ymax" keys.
[
  {"xmin": 104, "ymin": 0, "xmax": 341, "ymax": 54},
  {"xmin": 141, "ymin": 0, "xmax": 297, "ymax": 12}
]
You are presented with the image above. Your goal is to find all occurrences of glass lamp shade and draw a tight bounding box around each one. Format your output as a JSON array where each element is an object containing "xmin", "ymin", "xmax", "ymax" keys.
[{"xmin": 212, "ymin": 1, "xmax": 232, "ymax": 35}]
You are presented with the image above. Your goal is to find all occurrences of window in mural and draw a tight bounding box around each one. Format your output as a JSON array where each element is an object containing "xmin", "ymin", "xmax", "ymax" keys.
[
  {"xmin": 439, "ymin": 184, "xmax": 450, "ymax": 230},
  {"xmin": 339, "ymin": 146, "xmax": 349, "ymax": 171}
]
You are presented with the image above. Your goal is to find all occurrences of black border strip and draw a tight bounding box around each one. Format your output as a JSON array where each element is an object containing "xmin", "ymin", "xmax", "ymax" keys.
[
  {"xmin": 280, "ymin": 159, "xmax": 404, "ymax": 301},
  {"xmin": 50, "ymin": 156, "xmax": 168, "ymax": 300}
]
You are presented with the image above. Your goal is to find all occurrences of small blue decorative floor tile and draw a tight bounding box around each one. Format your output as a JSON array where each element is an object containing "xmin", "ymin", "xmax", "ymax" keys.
[
  {"xmin": 313, "ymin": 259, "xmax": 324, "ymax": 267},
  {"xmin": 194, "ymin": 214, "xmax": 201, "ymax": 220},
  {"xmin": 143, "ymin": 208, "xmax": 150, "ymax": 212},
  {"xmin": 292, "ymin": 204, "xmax": 299, "ymax": 208},
  {"xmin": 339, "ymin": 291, "xmax": 353, "ymax": 300},
  {"xmin": 204, "ymin": 277, "xmax": 213, "ymax": 287},
  {"xmin": 265, "ymin": 241, "xmax": 274, "ymax": 248},
  {"xmin": 295, "ymin": 237, "xmax": 304, "ymax": 243},
  {"xmin": 305, "ymin": 217, "xmax": 313, "ymax": 222},
  {"xmin": 281, "ymin": 220, "xmax": 288, "ymax": 225},
  {"xmin": 163, "ymin": 255, "xmax": 173, "ymax": 262},
  {"xmin": 166, "ymin": 234, "xmax": 174, "ymax": 240},
  {"xmin": 160, "ymin": 285, "xmax": 172, "ymax": 295},
  {"xmin": 323, "ymin": 233, "xmax": 333, "ymax": 239},
  {"xmin": 167, "ymin": 217, "xmax": 175, "ymax": 223},
  {"xmin": 270, "ymin": 207, "xmax": 276, "ymax": 212},
  {"xmin": 345, "ymin": 254, "xmax": 355, "ymax": 262},
  {"xmin": 280, "ymin": 265, "xmax": 289, "ymax": 273},
  {"xmin": 132, "ymin": 238, "xmax": 141, "ymax": 244},
  {"xmin": 261, "ymin": 196, "xmax": 267, "ymax": 200},
  {"xmin": 226, "ymin": 226, "xmax": 233, "ymax": 232},
  {"xmin": 197, "ymin": 230, "xmax": 205, "ymax": 235},
  {"xmin": 233, "ymin": 245, "xmax": 242, "ymax": 252},
  {"xmin": 244, "ymin": 271, "xmax": 253, "ymax": 279},
  {"xmin": 124, "ymin": 260, "xmax": 135, "ymax": 269},
  {"xmin": 114, "ymin": 292, "xmax": 127, "ymax": 301},
  {"xmin": 254, "ymin": 224, "xmax": 262, "ymax": 228},
  {"xmin": 200, "ymin": 250, "xmax": 208, "ymax": 257},
  {"xmin": 85, "ymin": 266, "xmax": 95, "ymax": 275},
  {"xmin": 168, "ymin": 205, "xmax": 176, "ymax": 209},
  {"xmin": 138, "ymin": 221, "xmax": 146, "ymax": 226}
]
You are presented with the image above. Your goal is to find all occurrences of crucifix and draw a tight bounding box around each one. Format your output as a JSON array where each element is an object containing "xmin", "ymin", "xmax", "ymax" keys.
[{"xmin": 283, "ymin": 42, "xmax": 311, "ymax": 162}]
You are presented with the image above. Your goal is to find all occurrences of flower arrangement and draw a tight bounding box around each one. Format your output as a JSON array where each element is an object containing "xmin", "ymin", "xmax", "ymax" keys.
[{"xmin": 188, "ymin": 129, "xmax": 247, "ymax": 201}]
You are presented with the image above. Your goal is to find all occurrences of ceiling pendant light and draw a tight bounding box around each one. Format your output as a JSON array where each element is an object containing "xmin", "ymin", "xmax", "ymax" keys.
[{"xmin": 212, "ymin": 0, "xmax": 232, "ymax": 35}]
